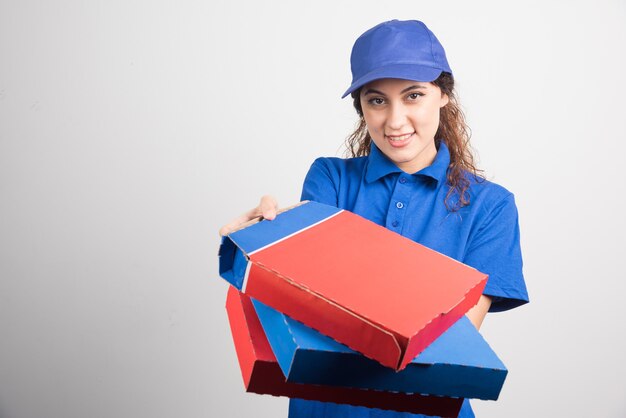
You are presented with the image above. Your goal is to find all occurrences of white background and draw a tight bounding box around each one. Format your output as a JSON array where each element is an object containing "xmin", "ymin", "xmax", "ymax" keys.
[{"xmin": 1, "ymin": 1, "xmax": 625, "ymax": 417}]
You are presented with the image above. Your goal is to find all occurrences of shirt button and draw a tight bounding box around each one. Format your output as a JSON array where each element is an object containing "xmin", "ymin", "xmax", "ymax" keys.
[
  {"xmin": 392, "ymin": 221, "xmax": 399, "ymax": 227},
  {"xmin": 396, "ymin": 202, "xmax": 404, "ymax": 209},
  {"xmin": 399, "ymin": 177, "xmax": 407, "ymax": 184}
]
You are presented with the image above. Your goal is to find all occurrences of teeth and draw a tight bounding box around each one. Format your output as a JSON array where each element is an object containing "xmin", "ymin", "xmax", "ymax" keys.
[{"xmin": 388, "ymin": 133, "xmax": 413, "ymax": 141}]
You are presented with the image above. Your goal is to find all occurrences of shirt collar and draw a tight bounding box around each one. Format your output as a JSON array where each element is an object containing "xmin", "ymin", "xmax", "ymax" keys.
[{"xmin": 365, "ymin": 141, "xmax": 450, "ymax": 184}]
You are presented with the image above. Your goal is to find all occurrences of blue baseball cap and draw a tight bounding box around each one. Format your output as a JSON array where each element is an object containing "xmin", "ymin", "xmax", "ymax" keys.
[{"xmin": 342, "ymin": 20, "xmax": 453, "ymax": 98}]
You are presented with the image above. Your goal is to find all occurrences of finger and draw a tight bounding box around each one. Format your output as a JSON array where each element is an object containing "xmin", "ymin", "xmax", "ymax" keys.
[
  {"xmin": 218, "ymin": 196, "xmax": 279, "ymax": 236},
  {"xmin": 218, "ymin": 224, "xmax": 231, "ymax": 237},
  {"xmin": 218, "ymin": 218, "xmax": 242, "ymax": 236},
  {"xmin": 218, "ymin": 211, "xmax": 258, "ymax": 236},
  {"xmin": 259, "ymin": 195, "xmax": 278, "ymax": 220}
]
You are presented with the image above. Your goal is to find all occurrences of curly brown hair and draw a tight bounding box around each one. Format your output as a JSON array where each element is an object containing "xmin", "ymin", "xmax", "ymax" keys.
[{"xmin": 344, "ymin": 72, "xmax": 483, "ymax": 211}]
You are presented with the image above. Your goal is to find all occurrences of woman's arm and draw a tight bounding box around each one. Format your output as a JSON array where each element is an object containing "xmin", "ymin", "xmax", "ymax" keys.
[{"xmin": 465, "ymin": 295, "xmax": 492, "ymax": 330}]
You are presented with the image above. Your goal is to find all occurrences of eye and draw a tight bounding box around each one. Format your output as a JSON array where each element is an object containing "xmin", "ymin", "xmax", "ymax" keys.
[
  {"xmin": 367, "ymin": 97, "xmax": 386, "ymax": 106},
  {"xmin": 406, "ymin": 92, "xmax": 423, "ymax": 101}
]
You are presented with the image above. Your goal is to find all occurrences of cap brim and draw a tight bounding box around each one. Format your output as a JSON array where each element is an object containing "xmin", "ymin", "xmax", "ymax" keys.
[{"xmin": 341, "ymin": 64, "xmax": 443, "ymax": 98}]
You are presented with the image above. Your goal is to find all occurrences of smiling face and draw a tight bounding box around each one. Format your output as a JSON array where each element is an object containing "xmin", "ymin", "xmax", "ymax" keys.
[{"xmin": 360, "ymin": 78, "xmax": 449, "ymax": 174}]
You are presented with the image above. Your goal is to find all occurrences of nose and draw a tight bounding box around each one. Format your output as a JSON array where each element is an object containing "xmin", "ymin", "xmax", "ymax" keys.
[{"xmin": 386, "ymin": 102, "xmax": 408, "ymax": 131}]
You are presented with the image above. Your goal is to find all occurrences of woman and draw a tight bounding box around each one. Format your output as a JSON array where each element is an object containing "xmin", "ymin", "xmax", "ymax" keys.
[{"xmin": 220, "ymin": 19, "xmax": 529, "ymax": 418}]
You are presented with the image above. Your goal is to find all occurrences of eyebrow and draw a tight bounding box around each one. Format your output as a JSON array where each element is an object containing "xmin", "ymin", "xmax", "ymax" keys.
[{"xmin": 363, "ymin": 84, "xmax": 427, "ymax": 96}]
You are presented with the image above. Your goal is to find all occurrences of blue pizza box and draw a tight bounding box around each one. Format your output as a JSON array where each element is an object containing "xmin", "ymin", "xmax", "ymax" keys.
[{"xmin": 252, "ymin": 299, "xmax": 508, "ymax": 401}]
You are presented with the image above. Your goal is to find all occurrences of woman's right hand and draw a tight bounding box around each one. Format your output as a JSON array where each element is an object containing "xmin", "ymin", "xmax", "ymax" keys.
[{"xmin": 218, "ymin": 195, "xmax": 279, "ymax": 236}]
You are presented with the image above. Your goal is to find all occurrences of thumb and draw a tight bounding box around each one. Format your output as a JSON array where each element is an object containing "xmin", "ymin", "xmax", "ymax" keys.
[{"xmin": 259, "ymin": 195, "xmax": 279, "ymax": 220}]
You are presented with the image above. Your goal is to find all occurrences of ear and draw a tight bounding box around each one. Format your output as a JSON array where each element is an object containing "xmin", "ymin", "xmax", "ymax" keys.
[{"xmin": 440, "ymin": 93, "xmax": 449, "ymax": 108}]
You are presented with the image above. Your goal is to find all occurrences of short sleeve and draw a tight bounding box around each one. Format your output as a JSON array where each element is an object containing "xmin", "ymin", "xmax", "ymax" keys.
[
  {"xmin": 463, "ymin": 193, "xmax": 529, "ymax": 312},
  {"xmin": 300, "ymin": 158, "xmax": 339, "ymax": 206}
]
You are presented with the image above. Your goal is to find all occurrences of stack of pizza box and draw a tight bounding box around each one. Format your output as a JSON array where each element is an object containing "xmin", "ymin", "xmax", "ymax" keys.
[{"xmin": 218, "ymin": 201, "xmax": 507, "ymax": 418}]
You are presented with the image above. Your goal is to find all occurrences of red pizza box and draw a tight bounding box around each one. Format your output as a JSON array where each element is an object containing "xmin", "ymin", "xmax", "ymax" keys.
[
  {"xmin": 226, "ymin": 286, "xmax": 463, "ymax": 417},
  {"xmin": 219, "ymin": 201, "xmax": 487, "ymax": 370}
]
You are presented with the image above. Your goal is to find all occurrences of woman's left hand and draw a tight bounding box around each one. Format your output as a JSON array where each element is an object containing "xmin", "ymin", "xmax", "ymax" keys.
[{"xmin": 218, "ymin": 195, "xmax": 279, "ymax": 236}]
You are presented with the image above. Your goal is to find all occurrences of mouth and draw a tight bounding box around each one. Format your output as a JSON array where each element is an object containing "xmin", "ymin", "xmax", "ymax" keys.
[{"xmin": 385, "ymin": 132, "xmax": 414, "ymax": 147}]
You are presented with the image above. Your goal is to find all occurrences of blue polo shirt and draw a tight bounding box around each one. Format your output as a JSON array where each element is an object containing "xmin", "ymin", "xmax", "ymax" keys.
[{"xmin": 289, "ymin": 141, "xmax": 529, "ymax": 418}]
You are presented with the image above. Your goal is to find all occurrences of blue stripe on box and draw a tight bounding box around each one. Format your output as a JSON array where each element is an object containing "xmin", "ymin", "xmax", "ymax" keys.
[
  {"xmin": 227, "ymin": 201, "xmax": 341, "ymax": 254},
  {"xmin": 252, "ymin": 299, "xmax": 508, "ymax": 401}
]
